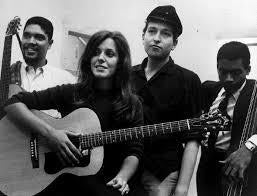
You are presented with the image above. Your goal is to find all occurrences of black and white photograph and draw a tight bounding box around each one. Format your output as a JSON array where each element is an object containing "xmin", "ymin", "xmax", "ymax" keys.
[{"xmin": 0, "ymin": 0, "xmax": 256, "ymax": 195}]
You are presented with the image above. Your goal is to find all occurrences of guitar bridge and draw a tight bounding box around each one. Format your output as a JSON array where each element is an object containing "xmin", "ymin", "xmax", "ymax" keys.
[{"xmin": 30, "ymin": 134, "xmax": 39, "ymax": 168}]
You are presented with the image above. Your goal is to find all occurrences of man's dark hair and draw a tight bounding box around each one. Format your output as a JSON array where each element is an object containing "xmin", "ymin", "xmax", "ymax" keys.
[
  {"xmin": 24, "ymin": 16, "xmax": 53, "ymax": 40},
  {"xmin": 217, "ymin": 41, "xmax": 250, "ymax": 69},
  {"xmin": 143, "ymin": 20, "xmax": 179, "ymax": 42},
  {"xmin": 143, "ymin": 5, "xmax": 183, "ymax": 42}
]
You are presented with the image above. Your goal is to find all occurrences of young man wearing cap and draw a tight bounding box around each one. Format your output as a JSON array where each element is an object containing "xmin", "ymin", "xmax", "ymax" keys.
[
  {"xmin": 131, "ymin": 5, "xmax": 202, "ymax": 196},
  {"xmin": 9, "ymin": 16, "xmax": 76, "ymax": 118},
  {"xmin": 197, "ymin": 41, "xmax": 257, "ymax": 196}
]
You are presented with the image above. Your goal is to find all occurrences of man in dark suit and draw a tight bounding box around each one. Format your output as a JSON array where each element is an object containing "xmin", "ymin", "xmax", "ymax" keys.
[{"xmin": 197, "ymin": 41, "xmax": 257, "ymax": 196}]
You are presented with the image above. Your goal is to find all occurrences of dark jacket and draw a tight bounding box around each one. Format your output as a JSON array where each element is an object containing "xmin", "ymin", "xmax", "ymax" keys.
[{"xmin": 198, "ymin": 79, "xmax": 257, "ymax": 196}]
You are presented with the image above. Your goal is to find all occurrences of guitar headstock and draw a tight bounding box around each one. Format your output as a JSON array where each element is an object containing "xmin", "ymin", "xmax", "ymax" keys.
[
  {"xmin": 6, "ymin": 17, "xmax": 21, "ymax": 36},
  {"xmin": 192, "ymin": 110, "xmax": 231, "ymax": 133}
]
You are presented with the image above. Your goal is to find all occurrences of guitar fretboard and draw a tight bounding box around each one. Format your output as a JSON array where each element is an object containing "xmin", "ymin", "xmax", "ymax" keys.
[
  {"xmin": 0, "ymin": 35, "xmax": 12, "ymax": 106},
  {"xmin": 78, "ymin": 119, "xmax": 196, "ymax": 149}
]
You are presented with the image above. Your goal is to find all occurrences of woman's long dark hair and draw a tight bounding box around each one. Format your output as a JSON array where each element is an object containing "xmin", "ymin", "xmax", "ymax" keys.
[{"xmin": 78, "ymin": 30, "xmax": 138, "ymax": 123}]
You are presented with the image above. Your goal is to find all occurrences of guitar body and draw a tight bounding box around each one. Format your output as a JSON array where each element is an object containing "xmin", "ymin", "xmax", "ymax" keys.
[
  {"xmin": 0, "ymin": 103, "xmax": 230, "ymax": 195},
  {"xmin": 0, "ymin": 108, "xmax": 103, "ymax": 196}
]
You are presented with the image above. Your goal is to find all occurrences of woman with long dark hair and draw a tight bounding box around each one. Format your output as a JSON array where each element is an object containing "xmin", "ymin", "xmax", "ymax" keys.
[{"xmin": 4, "ymin": 30, "xmax": 145, "ymax": 196}]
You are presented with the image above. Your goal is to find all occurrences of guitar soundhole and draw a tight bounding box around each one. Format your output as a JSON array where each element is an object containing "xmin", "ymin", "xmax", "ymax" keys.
[{"xmin": 44, "ymin": 150, "xmax": 91, "ymax": 174}]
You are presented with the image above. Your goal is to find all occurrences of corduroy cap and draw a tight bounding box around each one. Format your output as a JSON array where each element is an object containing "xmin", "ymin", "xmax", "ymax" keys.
[{"xmin": 146, "ymin": 5, "xmax": 183, "ymax": 37}]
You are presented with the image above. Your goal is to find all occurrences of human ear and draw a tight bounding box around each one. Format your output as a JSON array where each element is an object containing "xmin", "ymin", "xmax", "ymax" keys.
[
  {"xmin": 142, "ymin": 33, "xmax": 145, "ymax": 41},
  {"xmin": 246, "ymin": 66, "xmax": 251, "ymax": 75},
  {"xmin": 48, "ymin": 39, "xmax": 53, "ymax": 49},
  {"xmin": 171, "ymin": 39, "xmax": 178, "ymax": 50}
]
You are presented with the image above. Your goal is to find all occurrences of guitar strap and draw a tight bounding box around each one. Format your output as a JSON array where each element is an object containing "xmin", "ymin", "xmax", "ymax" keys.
[
  {"xmin": 9, "ymin": 60, "xmax": 26, "ymax": 93},
  {"xmin": 0, "ymin": 61, "xmax": 22, "ymax": 119},
  {"xmin": 10, "ymin": 60, "xmax": 22, "ymax": 86}
]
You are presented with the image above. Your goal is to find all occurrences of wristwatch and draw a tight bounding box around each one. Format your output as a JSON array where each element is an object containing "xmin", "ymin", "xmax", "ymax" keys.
[{"xmin": 245, "ymin": 141, "xmax": 256, "ymax": 152}]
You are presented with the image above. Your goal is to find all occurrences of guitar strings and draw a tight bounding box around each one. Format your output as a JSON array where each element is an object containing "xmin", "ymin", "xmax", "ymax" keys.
[
  {"xmin": 76, "ymin": 120, "xmax": 192, "ymax": 147},
  {"xmin": 240, "ymin": 81, "xmax": 257, "ymax": 145},
  {"xmin": 0, "ymin": 35, "xmax": 12, "ymax": 104},
  {"xmin": 226, "ymin": 81, "xmax": 257, "ymax": 196},
  {"xmin": 70, "ymin": 117, "xmax": 208, "ymax": 148},
  {"xmin": 79, "ymin": 118, "xmax": 195, "ymax": 146}
]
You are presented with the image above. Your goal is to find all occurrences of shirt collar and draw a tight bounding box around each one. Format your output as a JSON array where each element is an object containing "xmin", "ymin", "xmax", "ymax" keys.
[
  {"xmin": 219, "ymin": 80, "xmax": 246, "ymax": 101},
  {"xmin": 138, "ymin": 57, "xmax": 175, "ymax": 75},
  {"xmin": 25, "ymin": 65, "xmax": 44, "ymax": 74},
  {"xmin": 24, "ymin": 59, "xmax": 47, "ymax": 74}
]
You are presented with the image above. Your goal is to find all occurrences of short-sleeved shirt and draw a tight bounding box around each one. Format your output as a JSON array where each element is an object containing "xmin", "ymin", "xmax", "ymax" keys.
[{"xmin": 131, "ymin": 57, "xmax": 202, "ymax": 180}]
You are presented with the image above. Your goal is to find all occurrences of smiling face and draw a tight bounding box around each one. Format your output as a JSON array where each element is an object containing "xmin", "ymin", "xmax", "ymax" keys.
[
  {"xmin": 142, "ymin": 21, "xmax": 176, "ymax": 60},
  {"xmin": 90, "ymin": 38, "xmax": 119, "ymax": 80},
  {"xmin": 22, "ymin": 24, "xmax": 52, "ymax": 65}
]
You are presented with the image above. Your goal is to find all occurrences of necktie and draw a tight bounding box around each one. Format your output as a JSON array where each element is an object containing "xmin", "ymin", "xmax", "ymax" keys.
[
  {"xmin": 218, "ymin": 92, "xmax": 230, "ymax": 115},
  {"xmin": 208, "ymin": 92, "xmax": 231, "ymax": 149}
]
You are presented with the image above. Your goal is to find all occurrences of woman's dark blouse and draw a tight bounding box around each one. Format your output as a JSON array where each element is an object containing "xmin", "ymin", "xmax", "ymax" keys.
[{"xmin": 5, "ymin": 83, "xmax": 144, "ymax": 184}]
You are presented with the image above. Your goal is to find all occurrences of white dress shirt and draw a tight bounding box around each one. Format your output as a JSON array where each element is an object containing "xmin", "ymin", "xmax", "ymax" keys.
[
  {"xmin": 209, "ymin": 81, "xmax": 246, "ymax": 150},
  {"xmin": 19, "ymin": 61, "xmax": 77, "ymax": 118}
]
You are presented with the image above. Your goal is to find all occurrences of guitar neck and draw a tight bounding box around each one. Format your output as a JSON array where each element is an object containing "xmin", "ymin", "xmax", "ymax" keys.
[
  {"xmin": 79, "ymin": 119, "xmax": 194, "ymax": 149},
  {"xmin": 0, "ymin": 35, "xmax": 12, "ymax": 105}
]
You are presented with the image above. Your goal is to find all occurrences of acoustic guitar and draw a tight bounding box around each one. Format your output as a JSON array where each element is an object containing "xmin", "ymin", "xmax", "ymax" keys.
[
  {"xmin": 0, "ymin": 17, "xmax": 21, "ymax": 118},
  {"xmin": 0, "ymin": 108, "xmax": 230, "ymax": 196}
]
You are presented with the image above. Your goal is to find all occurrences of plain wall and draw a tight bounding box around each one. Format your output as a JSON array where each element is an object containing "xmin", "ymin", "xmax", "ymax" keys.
[{"xmin": 1, "ymin": 0, "xmax": 257, "ymax": 82}]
